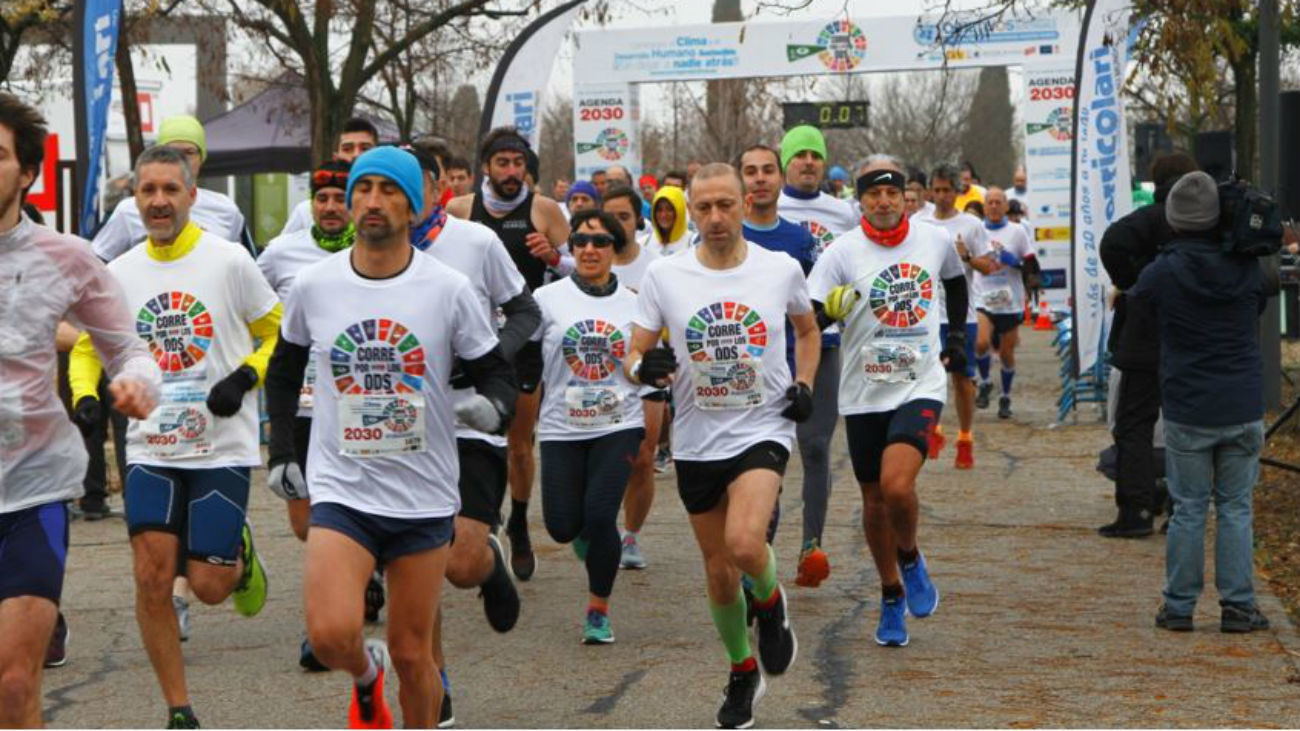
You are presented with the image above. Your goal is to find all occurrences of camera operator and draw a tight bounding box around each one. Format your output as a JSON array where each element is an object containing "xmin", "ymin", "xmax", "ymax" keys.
[
  {"xmin": 1097, "ymin": 152, "xmax": 1198, "ymax": 537},
  {"xmin": 1129, "ymin": 171, "xmax": 1269, "ymax": 634}
]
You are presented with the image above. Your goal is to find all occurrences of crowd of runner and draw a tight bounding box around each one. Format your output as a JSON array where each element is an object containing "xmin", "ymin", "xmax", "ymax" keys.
[{"xmin": 1, "ymin": 91, "xmax": 1052, "ymax": 730}]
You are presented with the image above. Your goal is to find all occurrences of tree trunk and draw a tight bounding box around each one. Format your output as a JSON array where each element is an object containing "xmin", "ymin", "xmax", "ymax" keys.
[
  {"xmin": 115, "ymin": 23, "xmax": 145, "ymax": 167},
  {"xmin": 1230, "ymin": 50, "xmax": 1257, "ymax": 182}
]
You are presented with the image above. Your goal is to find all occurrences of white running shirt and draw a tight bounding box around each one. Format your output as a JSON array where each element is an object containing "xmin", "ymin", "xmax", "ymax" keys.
[
  {"xmin": 281, "ymin": 251, "xmax": 498, "ymax": 518},
  {"xmin": 634, "ymin": 242, "xmax": 812, "ymax": 461},
  {"xmin": 975, "ymin": 220, "xmax": 1036, "ymax": 315},
  {"xmin": 776, "ymin": 188, "xmax": 859, "ymax": 258},
  {"xmin": 914, "ymin": 210, "xmax": 987, "ymax": 326},
  {"xmin": 92, "ymin": 189, "xmax": 246, "ymax": 262},
  {"xmin": 808, "ymin": 221, "xmax": 965, "ymax": 414},
  {"xmin": 611, "ymin": 243, "xmax": 659, "ymax": 292}
]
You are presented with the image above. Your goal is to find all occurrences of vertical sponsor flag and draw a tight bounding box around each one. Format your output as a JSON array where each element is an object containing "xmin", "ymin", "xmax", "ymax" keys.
[
  {"xmin": 479, "ymin": 0, "xmax": 586, "ymax": 151},
  {"xmin": 1070, "ymin": 0, "xmax": 1133, "ymax": 377},
  {"xmin": 74, "ymin": 0, "xmax": 123, "ymax": 236}
]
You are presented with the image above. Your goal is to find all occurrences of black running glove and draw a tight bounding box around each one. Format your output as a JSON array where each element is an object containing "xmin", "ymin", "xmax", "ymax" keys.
[
  {"xmin": 637, "ymin": 345, "xmax": 678, "ymax": 388},
  {"xmin": 940, "ymin": 332, "xmax": 968, "ymax": 375},
  {"xmin": 207, "ymin": 365, "xmax": 259, "ymax": 417},
  {"xmin": 780, "ymin": 381, "xmax": 814, "ymax": 423},
  {"xmin": 448, "ymin": 357, "xmax": 473, "ymax": 390},
  {"xmin": 72, "ymin": 396, "xmax": 102, "ymax": 437}
]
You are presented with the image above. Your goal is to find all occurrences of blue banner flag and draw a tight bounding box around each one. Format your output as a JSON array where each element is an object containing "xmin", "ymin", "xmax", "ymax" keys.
[{"xmin": 76, "ymin": 0, "xmax": 123, "ymax": 236}]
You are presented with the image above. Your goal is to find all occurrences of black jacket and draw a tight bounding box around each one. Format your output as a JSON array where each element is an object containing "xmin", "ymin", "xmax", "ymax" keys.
[
  {"xmin": 1099, "ymin": 183, "xmax": 1175, "ymax": 371},
  {"xmin": 1129, "ymin": 236, "xmax": 1265, "ymax": 427}
]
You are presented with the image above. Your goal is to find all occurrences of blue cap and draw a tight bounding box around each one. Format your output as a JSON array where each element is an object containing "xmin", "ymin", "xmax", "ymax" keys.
[
  {"xmin": 567, "ymin": 180, "xmax": 601, "ymax": 205},
  {"xmin": 828, "ymin": 165, "xmax": 849, "ymax": 182},
  {"xmin": 347, "ymin": 146, "xmax": 424, "ymax": 217}
]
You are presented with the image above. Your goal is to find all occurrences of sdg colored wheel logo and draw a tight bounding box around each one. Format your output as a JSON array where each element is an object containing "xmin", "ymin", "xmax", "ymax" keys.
[
  {"xmin": 1026, "ymin": 106, "xmax": 1074, "ymax": 142},
  {"xmin": 576, "ymin": 128, "xmax": 630, "ymax": 161},
  {"xmin": 787, "ymin": 20, "xmax": 867, "ymax": 72}
]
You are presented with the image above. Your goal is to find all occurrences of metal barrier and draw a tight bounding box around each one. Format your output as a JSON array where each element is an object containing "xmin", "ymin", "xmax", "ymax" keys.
[{"xmin": 1052, "ymin": 313, "xmax": 1110, "ymax": 423}]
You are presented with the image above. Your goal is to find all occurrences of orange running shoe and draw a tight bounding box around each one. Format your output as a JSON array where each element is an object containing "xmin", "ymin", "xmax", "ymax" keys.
[
  {"xmin": 348, "ymin": 640, "xmax": 393, "ymax": 729},
  {"xmin": 927, "ymin": 428, "xmax": 947, "ymax": 460},
  {"xmin": 795, "ymin": 540, "xmax": 830, "ymax": 588},
  {"xmin": 954, "ymin": 437, "xmax": 974, "ymax": 470}
]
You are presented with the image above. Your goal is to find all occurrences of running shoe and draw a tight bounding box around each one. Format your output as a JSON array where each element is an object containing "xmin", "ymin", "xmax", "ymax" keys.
[
  {"xmin": 232, "ymin": 521, "xmax": 268, "ymax": 617},
  {"xmin": 620, "ymin": 532, "xmax": 647, "ymax": 569},
  {"xmin": 479, "ymin": 534, "xmax": 520, "ymax": 633},
  {"xmin": 582, "ymin": 608, "xmax": 615, "ymax": 644},
  {"xmin": 715, "ymin": 664, "xmax": 765, "ymax": 729},
  {"xmin": 300, "ymin": 637, "xmax": 329, "ymax": 672},
  {"xmin": 653, "ymin": 447, "xmax": 672, "ymax": 474},
  {"xmin": 752, "ymin": 586, "xmax": 797, "ymax": 675},
  {"xmin": 507, "ymin": 522, "xmax": 536, "ymax": 581},
  {"xmin": 78, "ymin": 496, "xmax": 112, "ymax": 521},
  {"xmin": 365, "ymin": 571, "xmax": 385, "ymax": 623},
  {"xmin": 997, "ymin": 395, "xmax": 1013, "ymax": 420},
  {"xmin": 954, "ymin": 437, "xmax": 974, "ymax": 470},
  {"xmin": 173, "ymin": 596, "xmax": 191, "ymax": 642},
  {"xmin": 1155, "ymin": 605, "xmax": 1193, "ymax": 632},
  {"xmin": 875, "ymin": 596, "xmax": 909, "ymax": 647},
  {"xmin": 165, "ymin": 711, "xmax": 200, "ymax": 729},
  {"xmin": 437, "ymin": 689, "xmax": 454, "ymax": 729},
  {"xmin": 348, "ymin": 640, "xmax": 393, "ymax": 729},
  {"xmin": 899, "ymin": 551, "xmax": 939, "ymax": 618},
  {"xmin": 927, "ymin": 429, "xmax": 946, "ymax": 460},
  {"xmin": 794, "ymin": 539, "xmax": 830, "ymax": 588},
  {"xmin": 44, "ymin": 612, "xmax": 68, "ymax": 668},
  {"xmin": 975, "ymin": 381, "xmax": 993, "ymax": 409}
]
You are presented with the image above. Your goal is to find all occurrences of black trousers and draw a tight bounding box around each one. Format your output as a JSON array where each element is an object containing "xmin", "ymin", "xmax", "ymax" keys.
[
  {"xmin": 1112, "ymin": 368, "xmax": 1162, "ymax": 512},
  {"xmin": 82, "ymin": 376, "xmax": 128, "ymax": 506}
]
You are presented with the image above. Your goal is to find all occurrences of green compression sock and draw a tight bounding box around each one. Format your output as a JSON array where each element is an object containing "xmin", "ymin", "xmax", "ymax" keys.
[
  {"xmin": 745, "ymin": 544, "xmax": 778, "ymax": 603},
  {"xmin": 709, "ymin": 595, "xmax": 752, "ymax": 664}
]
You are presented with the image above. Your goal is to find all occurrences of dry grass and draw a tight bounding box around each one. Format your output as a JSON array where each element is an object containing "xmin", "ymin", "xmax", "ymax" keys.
[{"xmin": 1256, "ymin": 339, "xmax": 1300, "ymax": 626}]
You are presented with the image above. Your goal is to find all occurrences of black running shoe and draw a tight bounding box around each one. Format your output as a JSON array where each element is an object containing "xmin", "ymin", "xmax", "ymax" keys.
[
  {"xmin": 715, "ymin": 665, "xmax": 765, "ymax": 729},
  {"xmin": 975, "ymin": 381, "xmax": 993, "ymax": 409},
  {"xmin": 753, "ymin": 586, "xmax": 797, "ymax": 676},
  {"xmin": 299, "ymin": 637, "xmax": 329, "ymax": 672},
  {"xmin": 165, "ymin": 711, "xmax": 200, "ymax": 729},
  {"xmin": 1221, "ymin": 604, "xmax": 1269, "ymax": 633},
  {"xmin": 506, "ymin": 523, "xmax": 536, "ymax": 581},
  {"xmin": 79, "ymin": 496, "xmax": 112, "ymax": 521},
  {"xmin": 480, "ymin": 534, "xmax": 520, "ymax": 633},
  {"xmin": 44, "ymin": 612, "xmax": 68, "ymax": 668},
  {"xmin": 437, "ymin": 690, "xmax": 455, "ymax": 728},
  {"xmin": 997, "ymin": 395, "xmax": 1013, "ymax": 419},
  {"xmin": 364, "ymin": 572, "xmax": 385, "ymax": 623}
]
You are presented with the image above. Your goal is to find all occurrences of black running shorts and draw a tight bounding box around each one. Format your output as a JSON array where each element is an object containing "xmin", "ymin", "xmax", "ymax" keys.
[
  {"xmin": 675, "ymin": 441, "xmax": 789, "ymax": 515},
  {"xmin": 844, "ymin": 399, "xmax": 943, "ymax": 483},
  {"xmin": 457, "ymin": 438, "xmax": 508, "ymax": 529}
]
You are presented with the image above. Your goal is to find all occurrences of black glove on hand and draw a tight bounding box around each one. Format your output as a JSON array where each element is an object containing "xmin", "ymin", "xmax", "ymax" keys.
[
  {"xmin": 448, "ymin": 357, "xmax": 472, "ymax": 390},
  {"xmin": 638, "ymin": 345, "xmax": 678, "ymax": 388},
  {"xmin": 72, "ymin": 396, "xmax": 102, "ymax": 438},
  {"xmin": 780, "ymin": 381, "xmax": 814, "ymax": 422},
  {"xmin": 207, "ymin": 365, "xmax": 259, "ymax": 417},
  {"xmin": 941, "ymin": 333, "xmax": 968, "ymax": 375}
]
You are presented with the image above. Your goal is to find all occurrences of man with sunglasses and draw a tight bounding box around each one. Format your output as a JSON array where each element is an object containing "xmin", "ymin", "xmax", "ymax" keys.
[
  {"xmin": 92, "ymin": 115, "xmax": 249, "ymax": 262},
  {"xmin": 448, "ymin": 127, "xmax": 570, "ymax": 581}
]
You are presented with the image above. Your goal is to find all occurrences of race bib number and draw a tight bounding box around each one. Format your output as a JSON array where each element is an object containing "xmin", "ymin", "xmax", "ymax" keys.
[
  {"xmin": 982, "ymin": 286, "xmax": 1014, "ymax": 311},
  {"xmin": 338, "ymin": 393, "xmax": 426, "ymax": 457},
  {"xmin": 143, "ymin": 378, "xmax": 214, "ymax": 458},
  {"xmin": 299, "ymin": 367, "xmax": 316, "ymax": 411},
  {"xmin": 861, "ymin": 339, "xmax": 926, "ymax": 383},
  {"xmin": 564, "ymin": 385, "xmax": 624, "ymax": 428},
  {"xmin": 689, "ymin": 359, "xmax": 764, "ymax": 410}
]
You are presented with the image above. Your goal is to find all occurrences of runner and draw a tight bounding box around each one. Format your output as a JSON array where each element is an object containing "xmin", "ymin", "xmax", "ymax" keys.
[
  {"xmin": 955, "ymin": 161, "xmax": 987, "ymax": 212},
  {"xmin": 68, "ymin": 145, "xmax": 278, "ymax": 728},
  {"xmin": 265, "ymin": 146, "xmax": 515, "ymax": 729},
  {"xmin": 257, "ymin": 159, "xmax": 355, "ymax": 671},
  {"xmin": 447, "ymin": 127, "xmax": 569, "ymax": 581},
  {"xmin": 647, "ymin": 185, "xmax": 692, "ymax": 257},
  {"xmin": 529, "ymin": 209, "xmax": 657, "ymax": 642},
  {"xmin": 408, "ymin": 140, "xmax": 534, "ymax": 727},
  {"xmin": 281, "ymin": 119, "xmax": 380, "ymax": 235},
  {"xmin": 973, "ymin": 187, "xmax": 1040, "ymax": 420},
  {"xmin": 916, "ymin": 163, "xmax": 991, "ymax": 469},
  {"xmin": 565, "ymin": 181, "xmax": 601, "ymax": 216},
  {"xmin": 906, "ymin": 169, "xmax": 935, "ymax": 219},
  {"xmin": 0, "ymin": 92, "xmax": 160, "ymax": 729},
  {"xmin": 443, "ymin": 156, "xmax": 473, "ymax": 198},
  {"xmin": 773, "ymin": 127, "xmax": 857, "ymax": 586},
  {"xmin": 626, "ymin": 163, "xmax": 817, "ymax": 728},
  {"xmin": 92, "ymin": 115, "xmax": 249, "ymax": 262},
  {"xmin": 737, "ymin": 143, "xmax": 840, "ymax": 590},
  {"xmin": 601, "ymin": 185, "xmax": 664, "ymax": 569},
  {"xmin": 807, "ymin": 155, "xmax": 970, "ymax": 647}
]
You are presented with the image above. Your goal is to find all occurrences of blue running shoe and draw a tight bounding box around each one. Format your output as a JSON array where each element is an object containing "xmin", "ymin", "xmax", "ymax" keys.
[
  {"xmin": 875, "ymin": 596, "xmax": 909, "ymax": 647},
  {"xmin": 900, "ymin": 552, "xmax": 939, "ymax": 618}
]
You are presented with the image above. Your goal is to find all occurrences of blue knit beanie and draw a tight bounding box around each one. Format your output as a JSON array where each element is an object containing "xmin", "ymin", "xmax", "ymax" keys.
[
  {"xmin": 347, "ymin": 147, "xmax": 424, "ymax": 216},
  {"xmin": 567, "ymin": 180, "xmax": 601, "ymax": 205}
]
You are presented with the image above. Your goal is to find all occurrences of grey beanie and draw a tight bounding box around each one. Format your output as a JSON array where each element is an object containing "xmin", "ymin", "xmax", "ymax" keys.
[{"xmin": 1165, "ymin": 171, "xmax": 1220, "ymax": 232}]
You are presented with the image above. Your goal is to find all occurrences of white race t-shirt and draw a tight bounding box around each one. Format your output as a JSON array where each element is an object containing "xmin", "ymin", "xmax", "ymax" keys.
[
  {"xmin": 534, "ymin": 278, "xmax": 647, "ymax": 441},
  {"xmin": 280, "ymin": 199, "xmax": 313, "ymax": 236},
  {"xmin": 93, "ymin": 190, "xmax": 246, "ymax": 262},
  {"xmin": 611, "ymin": 243, "xmax": 659, "ymax": 292},
  {"xmin": 777, "ymin": 188, "xmax": 860, "ymax": 258},
  {"xmin": 807, "ymin": 222, "xmax": 965, "ymax": 414},
  {"xmin": 974, "ymin": 220, "xmax": 1036, "ymax": 315},
  {"xmin": 914, "ymin": 210, "xmax": 987, "ymax": 325},
  {"xmin": 281, "ymin": 251, "xmax": 499, "ymax": 519},
  {"xmin": 109, "ymin": 232, "xmax": 279, "ymax": 468},
  {"xmin": 420, "ymin": 216, "xmax": 527, "ymax": 447},
  {"xmin": 634, "ymin": 242, "xmax": 812, "ymax": 461}
]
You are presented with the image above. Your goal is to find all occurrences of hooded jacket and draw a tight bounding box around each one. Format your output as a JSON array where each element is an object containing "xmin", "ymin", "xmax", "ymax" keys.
[
  {"xmin": 649, "ymin": 186, "xmax": 690, "ymax": 256},
  {"xmin": 1100, "ymin": 182, "xmax": 1176, "ymax": 371},
  {"xmin": 1129, "ymin": 236, "xmax": 1265, "ymax": 427}
]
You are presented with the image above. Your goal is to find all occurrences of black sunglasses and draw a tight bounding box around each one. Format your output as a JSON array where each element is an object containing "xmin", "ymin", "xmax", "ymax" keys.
[{"xmin": 569, "ymin": 232, "xmax": 617, "ymax": 249}]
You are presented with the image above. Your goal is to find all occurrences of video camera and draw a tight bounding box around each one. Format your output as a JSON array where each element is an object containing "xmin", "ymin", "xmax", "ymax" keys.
[{"xmin": 1216, "ymin": 177, "xmax": 1284, "ymax": 257}]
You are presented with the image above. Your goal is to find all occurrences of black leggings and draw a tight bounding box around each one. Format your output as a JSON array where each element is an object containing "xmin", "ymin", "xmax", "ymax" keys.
[{"xmin": 540, "ymin": 428, "xmax": 644, "ymax": 599}]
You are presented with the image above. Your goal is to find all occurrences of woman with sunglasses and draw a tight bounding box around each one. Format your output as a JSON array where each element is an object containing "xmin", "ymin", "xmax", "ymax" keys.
[{"xmin": 528, "ymin": 209, "xmax": 658, "ymax": 644}]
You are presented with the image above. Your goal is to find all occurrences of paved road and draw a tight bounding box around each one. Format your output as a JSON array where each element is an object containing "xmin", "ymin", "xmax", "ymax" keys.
[{"xmin": 45, "ymin": 329, "xmax": 1300, "ymax": 728}]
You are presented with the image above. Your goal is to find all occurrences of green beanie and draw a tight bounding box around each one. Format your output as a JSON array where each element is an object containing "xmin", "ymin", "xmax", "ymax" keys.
[
  {"xmin": 158, "ymin": 115, "xmax": 207, "ymax": 162},
  {"xmin": 780, "ymin": 125, "xmax": 827, "ymax": 170}
]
